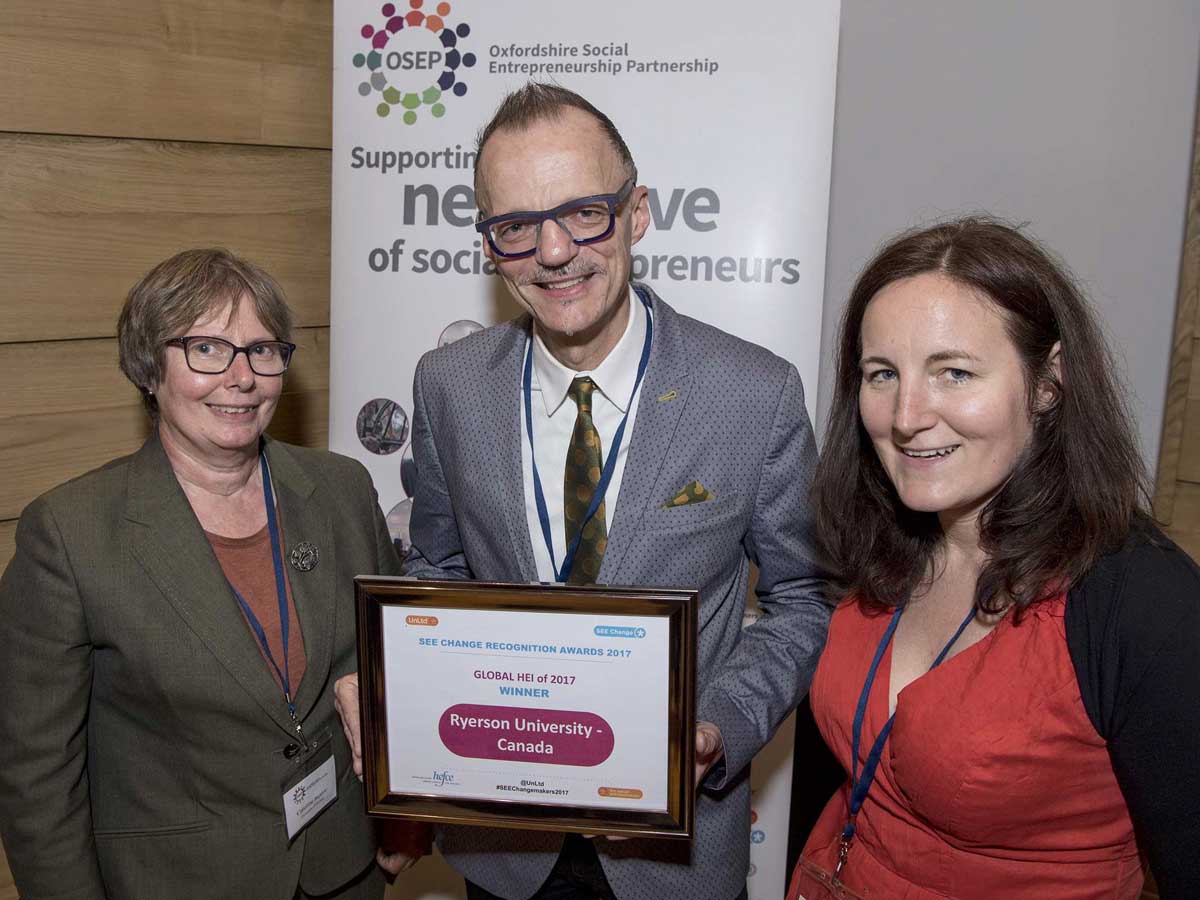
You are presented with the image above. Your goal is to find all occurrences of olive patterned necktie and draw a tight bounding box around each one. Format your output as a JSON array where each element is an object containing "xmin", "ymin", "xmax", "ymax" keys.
[{"xmin": 563, "ymin": 376, "xmax": 607, "ymax": 585}]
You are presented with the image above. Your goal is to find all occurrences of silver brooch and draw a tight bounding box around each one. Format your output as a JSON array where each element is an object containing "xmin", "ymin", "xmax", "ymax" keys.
[{"xmin": 289, "ymin": 542, "xmax": 319, "ymax": 572}]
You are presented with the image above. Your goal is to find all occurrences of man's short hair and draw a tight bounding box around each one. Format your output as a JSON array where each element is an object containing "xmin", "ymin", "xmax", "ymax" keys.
[{"xmin": 474, "ymin": 82, "xmax": 637, "ymax": 215}]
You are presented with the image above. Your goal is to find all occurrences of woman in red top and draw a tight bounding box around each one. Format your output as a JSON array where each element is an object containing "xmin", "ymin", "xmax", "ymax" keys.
[{"xmin": 789, "ymin": 218, "xmax": 1199, "ymax": 899}]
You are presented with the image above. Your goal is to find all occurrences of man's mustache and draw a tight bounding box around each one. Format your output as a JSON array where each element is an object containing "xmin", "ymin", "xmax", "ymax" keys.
[{"xmin": 516, "ymin": 262, "xmax": 604, "ymax": 285}]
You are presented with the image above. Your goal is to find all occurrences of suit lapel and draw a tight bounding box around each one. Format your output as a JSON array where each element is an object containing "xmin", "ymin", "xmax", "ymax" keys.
[
  {"xmin": 124, "ymin": 436, "xmax": 302, "ymax": 737},
  {"xmin": 600, "ymin": 290, "xmax": 691, "ymax": 583},
  {"xmin": 489, "ymin": 320, "xmax": 539, "ymax": 582},
  {"xmin": 262, "ymin": 439, "xmax": 336, "ymax": 722}
]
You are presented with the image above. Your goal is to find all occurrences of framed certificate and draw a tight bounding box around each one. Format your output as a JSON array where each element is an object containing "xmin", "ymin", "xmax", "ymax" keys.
[{"xmin": 354, "ymin": 578, "xmax": 698, "ymax": 838}]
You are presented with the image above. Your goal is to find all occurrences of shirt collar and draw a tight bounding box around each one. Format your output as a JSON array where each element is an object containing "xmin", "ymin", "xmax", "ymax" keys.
[{"xmin": 530, "ymin": 292, "xmax": 648, "ymax": 417}]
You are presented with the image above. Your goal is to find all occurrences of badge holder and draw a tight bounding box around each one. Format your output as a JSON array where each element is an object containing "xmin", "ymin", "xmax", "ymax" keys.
[
  {"xmin": 789, "ymin": 856, "xmax": 869, "ymax": 900},
  {"xmin": 281, "ymin": 728, "xmax": 338, "ymax": 840}
]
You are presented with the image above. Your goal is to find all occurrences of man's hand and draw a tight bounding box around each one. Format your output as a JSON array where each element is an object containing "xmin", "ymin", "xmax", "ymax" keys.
[
  {"xmin": 334, "ymin": 673, "xmax": 364, "ymax": 779},
  {"xmin": 591, "ymin": 721, "xmax": 725, "ymax": 842},
  {"xmin": 695, "ymin": 720, "xmax": 725, "ymax": 787},
  {"xmin": 376, "ymin": 847, "xmax": 420, "ymax": 877},
  {"xmin": 377, "ymin": 821, "xmax": 430, "ymax": 876}
]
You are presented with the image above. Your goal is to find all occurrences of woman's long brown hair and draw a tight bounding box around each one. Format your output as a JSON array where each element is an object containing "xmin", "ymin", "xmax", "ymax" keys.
[{"xmin": 815, "ymin": 217, "xmax": 1151, "ymax": 613}]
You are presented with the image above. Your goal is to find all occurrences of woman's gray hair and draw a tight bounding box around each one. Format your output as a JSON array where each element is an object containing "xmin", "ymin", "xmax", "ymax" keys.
[{"xmin": 117, "ymin": 248, "xmax": 293, "ymax": 417}]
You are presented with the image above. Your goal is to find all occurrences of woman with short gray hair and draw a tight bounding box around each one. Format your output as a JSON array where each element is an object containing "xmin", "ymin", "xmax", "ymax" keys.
[{"xmin": 0, "ymin": 248, "xmax": 424, "ymax": 899}]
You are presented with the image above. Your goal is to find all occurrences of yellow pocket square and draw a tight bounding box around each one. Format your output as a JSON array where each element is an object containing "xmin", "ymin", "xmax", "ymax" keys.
[{"xmin": 664, "ymin": 481, "xmax": 714, "ymax": 508}]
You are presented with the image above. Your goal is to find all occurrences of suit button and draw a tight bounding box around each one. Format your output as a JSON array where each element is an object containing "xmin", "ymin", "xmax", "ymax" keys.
[{"xmin": 283, "ymin": 743, "xmax": 302, "ymax": 759}]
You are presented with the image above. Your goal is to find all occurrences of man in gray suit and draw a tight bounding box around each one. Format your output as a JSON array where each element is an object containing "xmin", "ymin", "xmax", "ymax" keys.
[{"xmin": 339, "ymin": 83, "xmax": 831, "ymax": 900}]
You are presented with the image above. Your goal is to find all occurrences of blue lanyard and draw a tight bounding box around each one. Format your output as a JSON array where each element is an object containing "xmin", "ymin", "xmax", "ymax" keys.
[
  {"xmin": 523, "ymin": 286, "xmax": 654, "ymax": 583},
  {"xmin": 838, "ymin": 602, "xmax": 977, "ymax": 869},
  {"xmin": 228, "ymin": 454, "xmax": 297, "ymax": 722}
]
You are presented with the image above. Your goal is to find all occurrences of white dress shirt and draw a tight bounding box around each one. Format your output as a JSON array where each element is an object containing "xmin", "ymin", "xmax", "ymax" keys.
[{"xmin": 520, "ymin": 292, "xmax": 650, "ymax": 582}]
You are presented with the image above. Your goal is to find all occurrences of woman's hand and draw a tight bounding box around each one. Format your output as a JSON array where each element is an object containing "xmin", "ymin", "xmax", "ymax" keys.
[{"xmin": 333, "ymin": 673, "xmax": 364, "ymax": 779}]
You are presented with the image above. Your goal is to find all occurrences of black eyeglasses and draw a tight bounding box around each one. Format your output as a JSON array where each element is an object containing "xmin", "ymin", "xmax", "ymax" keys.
[
  {"xmin": 474, "ymin": 179, "xmax": 635, "ymax": 259},
  {"xmin": 165, "ymin": 336, "xmax": 296, "ymax": 376}
]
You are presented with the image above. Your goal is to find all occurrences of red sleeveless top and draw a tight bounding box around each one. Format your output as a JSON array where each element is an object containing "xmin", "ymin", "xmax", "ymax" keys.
[{"xmin": 789, "ymin": 594, "xmax": 1143, "ymax": 900}]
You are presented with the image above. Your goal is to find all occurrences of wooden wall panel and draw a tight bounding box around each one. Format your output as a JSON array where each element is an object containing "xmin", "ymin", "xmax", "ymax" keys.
[
  {"xmin": 1166, "ymin": 482, "xmax": 1200, "ymax": 561},
  {"xmin": 0, "ymin": 397, "xmax": 328, "ymax": 572},
  {"xmin": 0, "ymin": 1, "xmax": 331, "ymax": 148},
  {"xmin": 0, "ymin": 525, "xmax": 13, "ymax": 577},
  {"xmin": 1176, "ymin": 337, "xmax": 1200, "ymax": 484},
  {"xmin": 0, "ymin": 837, "xmax": 13, "ymax": 900},
  {"xmin": 0, "ymin": 328, "xmax": 328, "ymax": 419},
  {"xmin": 1154, "ymin": 92, "xmax": 1200, "ymax": 523},
  {"xmin": 1154, "ymin": 101, "xmax": 1198, "ymax": 895},
  {"xmin": 0, "ymin": 3, "xmax": 336, "ymax": 891},
  {"xmin": 0, "ymin": 327, "xmax": 329, "ymax": 525},
  {"xmin": 0, "ymin": 405, "xmax": 151, "ymax": 524},
  {"xmin": 270, "ymin": 390, "xmax": 331, "ymax": 450},
  {"xmin": 0, "ymin": 339, "xmax": 138, "ymax": 420},
  {"xmin": 0, "ymin": 134, "xmax": 330, "ymax": 343}
]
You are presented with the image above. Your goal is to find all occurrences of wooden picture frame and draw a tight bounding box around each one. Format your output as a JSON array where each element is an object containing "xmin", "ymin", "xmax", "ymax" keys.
[{"xmin": 355, "ymin": 577, "xmax": 698, "ymax": 839}]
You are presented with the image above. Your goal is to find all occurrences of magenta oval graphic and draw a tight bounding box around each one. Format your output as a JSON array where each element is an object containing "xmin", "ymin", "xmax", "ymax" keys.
[{"xmin": 439, "ymin": 704, "xmax": 614, "ymax": 766}]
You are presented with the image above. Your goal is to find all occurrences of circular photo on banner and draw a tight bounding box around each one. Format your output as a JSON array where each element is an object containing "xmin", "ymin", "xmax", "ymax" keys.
[
  {"xmin": 386, "ymin": 497, "xmax": 414, "ymax": 559},
  {"xmin": 400, "ymin": 442, "xmax": 416, "ymax": 497},
  {"xmin": 438, "ymin": 319, "xmax": 484, "ymax": 347},
  {"xmin": 356, "ymin": 398, "xmax": 409, "ymax": 455}
]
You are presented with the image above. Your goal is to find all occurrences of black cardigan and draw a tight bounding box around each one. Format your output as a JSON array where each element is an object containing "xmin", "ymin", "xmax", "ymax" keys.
[{"xmin": 1065, "ymin": 525, "xmax": 1200, "ymax": 898}]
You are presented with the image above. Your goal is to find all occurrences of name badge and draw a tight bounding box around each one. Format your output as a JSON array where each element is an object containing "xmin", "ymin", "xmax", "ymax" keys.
[{"xmin": 281, "ymin": 730, "xmax": 338, "ymax": 840}]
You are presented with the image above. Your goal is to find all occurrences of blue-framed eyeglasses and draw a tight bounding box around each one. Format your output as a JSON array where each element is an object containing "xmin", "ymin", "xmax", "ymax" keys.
[{"xmin": 474, "ymin": 179, "xmax": 635, "ymax": 259}]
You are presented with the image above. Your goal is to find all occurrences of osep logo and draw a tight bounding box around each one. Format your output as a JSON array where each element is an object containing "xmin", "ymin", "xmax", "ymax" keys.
[{"xmin": 353, "ymin": 0, "xmax": 477, "ymax": 123}]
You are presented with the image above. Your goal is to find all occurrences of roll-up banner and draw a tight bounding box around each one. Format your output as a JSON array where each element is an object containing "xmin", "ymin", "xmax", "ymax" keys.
[{"xmin": 331, "ymin": 3, "xmax": 839, "ymax": 896}]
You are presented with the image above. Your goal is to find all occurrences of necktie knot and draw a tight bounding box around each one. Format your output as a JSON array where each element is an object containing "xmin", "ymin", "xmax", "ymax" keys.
[{"xmin": 569, "ymin": 376, "xmax": 596, "ymax": 414}]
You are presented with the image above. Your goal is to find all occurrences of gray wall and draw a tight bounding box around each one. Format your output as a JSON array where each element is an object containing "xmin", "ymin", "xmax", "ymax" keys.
[{"xmin": 818, "ymin": 0, "xmax": 1200, "ymax": 475}]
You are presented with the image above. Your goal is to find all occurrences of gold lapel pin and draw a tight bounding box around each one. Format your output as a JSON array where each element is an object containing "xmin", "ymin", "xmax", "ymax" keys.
[{"xmin": 657, "ymin": 389, "xmax": 678, "ymax": 403}]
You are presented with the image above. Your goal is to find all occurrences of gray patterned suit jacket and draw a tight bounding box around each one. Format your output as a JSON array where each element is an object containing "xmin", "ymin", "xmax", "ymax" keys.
[{"xmin": 406, "ymin": 285, "xmax": 832, "ymax": 900}]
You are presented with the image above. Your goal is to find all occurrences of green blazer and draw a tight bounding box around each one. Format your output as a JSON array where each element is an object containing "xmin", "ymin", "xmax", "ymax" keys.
[{"xmin": 0, "ymin": 435, "xmax": 399, "ymax": 900}]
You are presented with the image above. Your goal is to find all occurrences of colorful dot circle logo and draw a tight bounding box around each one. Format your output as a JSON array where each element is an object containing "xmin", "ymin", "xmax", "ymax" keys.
[{"xmin": 353, "ymin": 1, "xmax": 477, "ymax": 124}]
